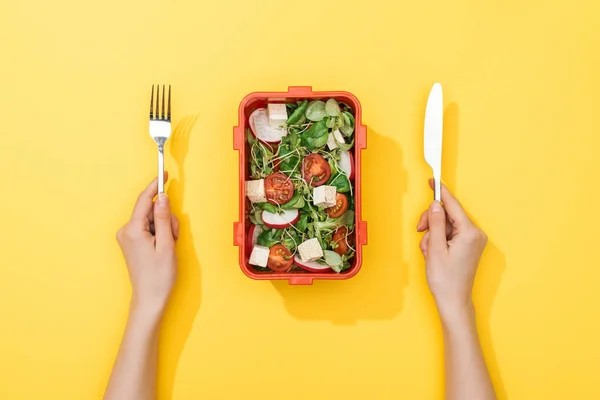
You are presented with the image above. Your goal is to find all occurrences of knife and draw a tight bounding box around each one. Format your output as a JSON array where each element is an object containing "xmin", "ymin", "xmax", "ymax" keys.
[{"xmin": 424, "ymin": 82, "xmax": 443, "ymax": 201}]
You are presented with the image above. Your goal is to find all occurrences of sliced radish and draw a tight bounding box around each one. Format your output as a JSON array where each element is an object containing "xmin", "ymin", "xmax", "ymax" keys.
[
  {"xmin": 338, "ymin": 150, "xmax": 355, "ymax": 180},
  {"xmin": 262, "ymin": 209, "xmax": 299, "ymax": 229},
  {"xmin": 246, "ymin": 224, "xmax": 263, "ymax": 251},
  {"xmin": 249, "ymin": 108, "xmax": 287, "ymax": 144},
  {"xmin": 294, "ymin": 256, "xmax": 332, "ymax": 272}
]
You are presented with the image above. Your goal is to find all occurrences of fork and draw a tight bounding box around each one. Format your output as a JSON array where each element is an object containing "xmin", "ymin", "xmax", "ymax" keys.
[{"xmin": 149, "ymin": 84, "xmax": 171, "ymax": 194}]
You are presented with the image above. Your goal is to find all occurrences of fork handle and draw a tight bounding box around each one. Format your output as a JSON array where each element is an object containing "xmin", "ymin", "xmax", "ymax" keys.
[{"xmin": 156, "ymin": 138, "xmax": 166, "ymax": 194}]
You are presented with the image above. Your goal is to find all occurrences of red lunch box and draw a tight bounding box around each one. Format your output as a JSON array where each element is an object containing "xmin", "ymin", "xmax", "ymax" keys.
[{"xmin": 233, "ymin": 86, "xmax": 367, "ymax": 285}]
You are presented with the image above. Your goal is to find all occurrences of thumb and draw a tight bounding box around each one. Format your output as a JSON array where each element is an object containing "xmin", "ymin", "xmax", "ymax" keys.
[
  {"xmin": 154, "ymin": 194, "xmax": 174, "ymax": 253},
  {"xmin": 427, "ymin": 201, "xmax": 448, "ymax": 255}
]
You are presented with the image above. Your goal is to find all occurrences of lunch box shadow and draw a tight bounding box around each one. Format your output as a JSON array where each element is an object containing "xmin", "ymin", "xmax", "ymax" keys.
[{"xmin": 272, "ymin": 130, "xmax": 408, "ymax": 324}]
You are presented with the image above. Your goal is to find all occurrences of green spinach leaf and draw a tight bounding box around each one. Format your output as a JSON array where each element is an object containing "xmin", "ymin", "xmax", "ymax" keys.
[
  {"xmin": 305, "ymin": 100, "xmax": 327, "ymax": 122},
  {"xmin": 286, "ymin": 100, "xmax": 308, "ymax": 125},
  {"xmin": 328, "ymin": 173, "xmax": 351, "ymax": 193},
  {"xmin": 296, "ymin": 214, "xmax": 309, "ymax": 232},
  {"xmin": 257, "ymin": 202, "xmax": 277, "ymax": 214},
  {"xmin": 257, "ymin": 229, "xmax": 280, "ymax": 247},
  {"xmin": 325, "ymin": 99, "xmax": 342, "ymax": 117},
  {"xmin": 340, "ymin": 111, "xmax": 355, "ymax": 136}
]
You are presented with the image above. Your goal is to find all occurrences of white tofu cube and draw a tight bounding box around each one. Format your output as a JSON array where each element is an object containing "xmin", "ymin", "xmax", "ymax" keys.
[
  {"xmin": 249, "ymin": 245, "xmax": 270, "ymax": 267},
  {"xmin": 267, "ymin": 104, "xmax": 288, "ymax": 128},
  {"xmin": 298, "ymin": 238, "xmax": 323, "ymax": 262},
  {"xmin": 313, "ymin": 185, "xmax": 337, "ymax": 208},
  {"xmin": 246, "ymin": 179, "xmax": 267, "ymax": 203},
  {"xmin": 326, "ymin": 129, "xmax": 345, "ymax": 150}
]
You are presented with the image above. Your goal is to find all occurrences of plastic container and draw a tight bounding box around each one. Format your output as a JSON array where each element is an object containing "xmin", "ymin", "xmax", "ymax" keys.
[{"xmin": 233, "ymin": 86, "xmax": 367, "ymax": 285}]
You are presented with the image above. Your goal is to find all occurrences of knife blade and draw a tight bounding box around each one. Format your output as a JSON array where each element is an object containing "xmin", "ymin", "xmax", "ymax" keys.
[{"xmin": 424, "ymin": 82, "xmax": 443, "ymax": 201}]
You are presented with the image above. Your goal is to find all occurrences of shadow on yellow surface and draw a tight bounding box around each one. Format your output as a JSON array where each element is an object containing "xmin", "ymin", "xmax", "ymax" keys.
[
  {"xmin": 437, "ymin": 103, "xmax": 507, "ymax": 398},
  {"xmin": 443, "ymin": 102, "xmax": 459, "ymax": 190},
  {"xmin": 475, "ymin": 241, "xmax": 507, "ymax": 399},
  {"xmin": 272, "ymin": 130, "xmax": 409, "ymax": 325},
  {"xmin": 158, "ymin": 115, "xmax": 202, "ymax": 400}
]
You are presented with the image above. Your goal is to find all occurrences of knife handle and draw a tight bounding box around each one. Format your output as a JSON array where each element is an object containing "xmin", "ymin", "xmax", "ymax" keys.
[{"xmin": 433, "ymin": 176, "xmax": 441, "ymax": 202}]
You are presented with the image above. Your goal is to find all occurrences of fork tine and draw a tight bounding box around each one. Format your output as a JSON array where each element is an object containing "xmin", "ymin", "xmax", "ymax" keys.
[
  {"xmin": 167, "ymin": 85, "xmax": 171, "ymax": 120},
  {"xmin": 150, "ymin": 85, "xmax": 154, "ymax": 118},
  {"xmin": 155, "ymin": 84, "xmax": 160, "ymax": 119},
  {"xmin": 162, "ymin": 85, "xmax": 166, "ymax": 119}
]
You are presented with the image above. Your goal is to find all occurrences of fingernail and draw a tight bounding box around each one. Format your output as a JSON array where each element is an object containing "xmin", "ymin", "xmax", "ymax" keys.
[
  {"xmin": 157, "ymin": 193, "xmax": 169, "ymax": 207},
  {"xmin": 416, "ymin": 221, "xmax": 422, "ymax": 231},
  {"xmin": 431, "ymin": 201, "xmax": 442, "ymax": 213}
]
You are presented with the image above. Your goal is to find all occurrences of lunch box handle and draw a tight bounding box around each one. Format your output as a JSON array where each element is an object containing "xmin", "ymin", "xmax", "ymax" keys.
[
  {"xmin": 287, "ymin": 86, "xmax": 313, "ymax": 96},
  {"xmin": 233, "ymin": 221, "xmax": 244, "ymax": 247},
  {"xmin": 358, "ymin": 221, "xmax": 368, "ymax": 246},
  {"xmin": 288, "ymin": 276, "xmax": 314, "ymax": 285},
  {"xmin": 356, "ymin": 124, "xmax": 367, "ymax": 150},
  {"xmin": 233, "ymin": 126, "xmax": 244, "ymax": 150}
]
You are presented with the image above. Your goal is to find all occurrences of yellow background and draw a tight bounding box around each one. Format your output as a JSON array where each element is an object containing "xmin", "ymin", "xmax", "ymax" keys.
[{"xmin": 1, "ymin": 0, "xmax": 599, "ymax": 398}]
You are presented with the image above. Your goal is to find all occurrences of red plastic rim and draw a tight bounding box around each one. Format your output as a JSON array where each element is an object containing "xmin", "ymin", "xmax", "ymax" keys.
[{"xmin": 233, "ymin": 87, "xmax": 368, "ymax": 285}]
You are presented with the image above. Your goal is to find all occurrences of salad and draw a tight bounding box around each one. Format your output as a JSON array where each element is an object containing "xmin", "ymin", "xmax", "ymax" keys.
[{"xmin": 245, "ymin": 98, "xmax": 356, "ymax": 273}]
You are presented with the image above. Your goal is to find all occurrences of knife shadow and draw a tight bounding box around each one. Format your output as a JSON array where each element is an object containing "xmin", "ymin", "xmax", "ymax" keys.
[
  {"xmin": 442, "ymin": 104, "xmax": 507, "ymax": 398},
  {"xmin": 443, "ymin": 102, "xmax": 459, "ymax": 190},
  {"xmin": 158, "ymin": 114, "xmax": 202, "ymax": 400}
]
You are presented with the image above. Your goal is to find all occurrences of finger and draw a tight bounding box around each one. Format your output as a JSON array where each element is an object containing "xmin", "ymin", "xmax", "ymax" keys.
[
  {"xmin": 131, "ymin": 172, "xmax": 169, "ymax": 222},
  {"xmin": 427, "ymin": 201, "xmax": 448, "ymax": 255},
  {"xmin": 154, "ymin": 194, "xmax": 175, "ymax": 253},
  {"xmin": 420, "ymin": 231, "xmax": 430, "ymax": 258},
  {"xmin": 131, "ymin": 178, "xmax": 158, "ymax": 222},
  {"xmin": 416, "ymin": 209, "xmax": 429, "ymax": 232},
  {"xmin": 171, "ymin": 214, "xmax": 180, "ymax": 241},
  {"xmin": 416, "ymin": 209, "xmax": 453, "ymax": 238},
  {"xmin": 428, "ymin": 179, "xmax": 469, "ymax": 225},
  {"xmin": 149, "ymin": 212, "xmax": 178, "ymax": 239}
]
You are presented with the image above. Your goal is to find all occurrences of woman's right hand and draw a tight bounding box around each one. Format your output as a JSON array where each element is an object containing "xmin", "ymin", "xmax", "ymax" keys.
[{"xmin": 416, "ymin": 181, "xmax": 488, "ymax": 323}]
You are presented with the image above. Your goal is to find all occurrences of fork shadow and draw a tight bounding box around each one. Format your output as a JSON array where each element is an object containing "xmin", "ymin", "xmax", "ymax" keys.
[{"xmin": 158, "ymin": 115, "xmax": 202, "ymax": 400}]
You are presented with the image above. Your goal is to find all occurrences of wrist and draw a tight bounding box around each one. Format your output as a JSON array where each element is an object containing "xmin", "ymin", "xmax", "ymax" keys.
[
  {"xmin": 436, "ymin": 298, "xmax": 476, "ymax": 331},
  {"xmin": 129, "ymin": 296, "xmax": 167, "ymax": 327}
]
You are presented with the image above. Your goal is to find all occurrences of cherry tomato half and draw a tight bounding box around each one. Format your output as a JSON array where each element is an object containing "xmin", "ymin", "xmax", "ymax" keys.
[
  {"xmin": 267, "ymin": 244, "xmax": 294, "ymax": 272},
  {"xmin": 325, "ymin": 193, "xmax": 349, "ymax": 218},
  {"xmin": 265, "ymin": 172, "xmax": 294, "ymax": 205},
  {"xmin": 332, "ymin": 227, "xmax": 353, "ymax": 256},
  {"xmin": 302, "ymin": 154, "xmax": 331, "ymax": 187}
]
